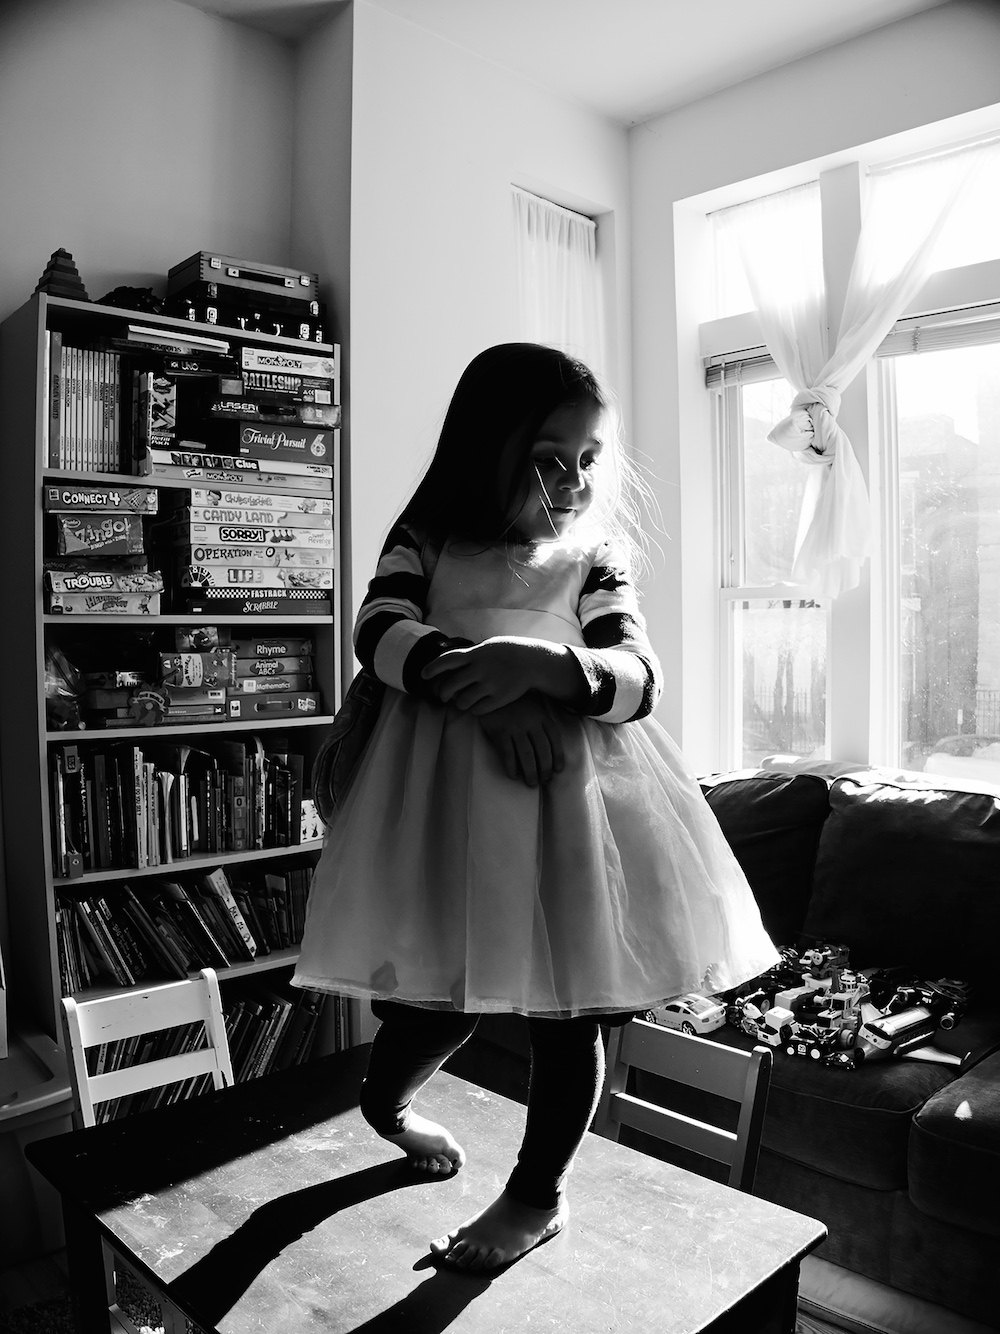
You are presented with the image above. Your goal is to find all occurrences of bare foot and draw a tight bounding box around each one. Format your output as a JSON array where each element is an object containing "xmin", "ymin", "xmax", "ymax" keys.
[
  {"xmin": 380, "ymin": 1111, "xmax": 466, "ymax": 1176},
  {"xmin": 430, "ymin": 1189, "xmax": 568, "ymax": 1271}
]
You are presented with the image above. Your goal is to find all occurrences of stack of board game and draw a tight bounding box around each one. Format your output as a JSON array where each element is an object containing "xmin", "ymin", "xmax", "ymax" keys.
[
  {"xmin": 43, "ymin": 484, "xmax": 162, "ymax": 615},
  {"xmin": 164, "ymin": 251, "xmax": 328, "ymax": 344},
  {"xmin": 153, "ymin": 487, "xmax": 334, "ymax": 617},
  {"xmin": 137, "ymin": 341, "xmax": 338, "ymax": 499}
]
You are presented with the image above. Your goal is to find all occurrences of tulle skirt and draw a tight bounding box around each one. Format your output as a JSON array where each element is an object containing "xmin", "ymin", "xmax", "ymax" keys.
[{"xmin": 292, "ymin": 690, "xmax": 779, "ymax": 1017}]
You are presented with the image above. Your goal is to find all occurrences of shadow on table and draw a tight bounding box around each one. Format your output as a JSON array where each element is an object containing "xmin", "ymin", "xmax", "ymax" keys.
[{"xmin": 169, "ymin": 1159, "xmax": 492, "ymax": 1332}]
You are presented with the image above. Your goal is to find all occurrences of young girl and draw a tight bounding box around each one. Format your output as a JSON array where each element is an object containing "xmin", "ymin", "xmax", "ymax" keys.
[{"xmin": 293, "ymin": 343, "xmax": 778, "ymax": 1273}]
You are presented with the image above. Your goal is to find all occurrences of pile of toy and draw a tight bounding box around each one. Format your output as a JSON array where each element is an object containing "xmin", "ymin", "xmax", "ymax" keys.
[{"xmin": 647, "ymin": 945, "xmax": 970, "ymax": 1070}]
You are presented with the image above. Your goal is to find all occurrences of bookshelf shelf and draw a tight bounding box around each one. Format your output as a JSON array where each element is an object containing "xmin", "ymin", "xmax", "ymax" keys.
[
  {"xmin": 46, "ymin": 716, "xmax": 335, "ymax": 742},
  {"xmin": 54, "ymin": 840, "xmax": 323, "ymax": 887},
  {"xmin": 0, "ymin": 288, "xmax": 351, "ymax": 1104},
  {"xmin": 44, "ymin": 615, "xmax": 334, "ymax": 626},
  {"xmin": 70, "ymin": 947, "xmax": 304, "ymax": 1002}
]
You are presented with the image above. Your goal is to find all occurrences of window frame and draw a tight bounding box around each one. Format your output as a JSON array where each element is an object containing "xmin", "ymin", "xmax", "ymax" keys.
[{"xmin": 701, "ymin": 159, "xmax": 1000, "ymax": 769}]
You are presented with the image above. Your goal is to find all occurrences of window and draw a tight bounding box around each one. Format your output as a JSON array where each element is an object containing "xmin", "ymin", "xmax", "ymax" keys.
[
  {"xmin": 878, "ymin": 332, "xmax": 1000, "ymax": 781},
  {"xmin": 511, "ymin": 186, "xmax": 606, "ymax": 374},
  {"xmin": 714, "ymin": 365, "xmax": 828, "ymax": 768},
  {"xmin": 704, "ymin": 132, "xmax": 1000, "ymax": 778}
]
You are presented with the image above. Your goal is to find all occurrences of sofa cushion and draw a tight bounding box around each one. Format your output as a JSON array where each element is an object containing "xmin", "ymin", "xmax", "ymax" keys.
[
  {"xmin": 802, "ymin": 772, "xmax": 1000, "ymax": 987},
  {"xmin": 909, "ymin": 1047, "xmax": 1000, "ymax": 1238},
  {"xmin": 699, "ymin": 769, "xmax": 831, "ymax": 945}
]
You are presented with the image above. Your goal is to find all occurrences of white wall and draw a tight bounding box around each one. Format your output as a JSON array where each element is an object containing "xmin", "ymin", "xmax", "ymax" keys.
[
  {"xmin": 339, "ymin": 0, "xmax": 631, "ymax": 627},
  {"xmin": 629, "ymin": 0, "xmax": 1000, "ymax": 766},
  {"xmin": 0, "ymin": 0, "xmax": 297, "ymax": 325}
]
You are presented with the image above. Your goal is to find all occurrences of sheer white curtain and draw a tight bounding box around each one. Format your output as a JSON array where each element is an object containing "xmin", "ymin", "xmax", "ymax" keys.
[
  {"xmin": 512, "ymin": 186, "xmax": 605, "ymax": 374},
  {"xmin": 717, "ymin": 140, "xmax": 996, "ymax": 598}
]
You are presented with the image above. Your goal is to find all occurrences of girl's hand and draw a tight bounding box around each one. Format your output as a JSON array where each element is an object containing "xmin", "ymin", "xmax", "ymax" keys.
[
  {"xmin": 422, "ymin": 639, "xmax": 535, "ymax": 713},
  {"xmin": 477, "ymin": 694, "xmax": 568, "ymax": 787},
  {"xmin": 421, "ymin": 637, "xmax": 584, "ymax": 714}
]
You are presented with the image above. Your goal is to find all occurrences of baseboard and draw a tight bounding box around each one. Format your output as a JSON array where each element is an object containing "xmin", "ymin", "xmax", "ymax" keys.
[{"xmin": 798, "ymin": 1257, "xmax": 999, "ymax": 1334}]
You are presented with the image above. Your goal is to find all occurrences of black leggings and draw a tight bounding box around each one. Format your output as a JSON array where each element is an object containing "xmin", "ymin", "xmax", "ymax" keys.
[{"xmin": 359, "ymin": 999, "xmax": 607, "ymax": 1211}]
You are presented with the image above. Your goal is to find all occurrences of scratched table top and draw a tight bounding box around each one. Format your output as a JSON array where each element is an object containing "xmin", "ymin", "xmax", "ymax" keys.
[{"xmin": 30, "ymin": 1045, "xmax": 825, "ymax": 1333}]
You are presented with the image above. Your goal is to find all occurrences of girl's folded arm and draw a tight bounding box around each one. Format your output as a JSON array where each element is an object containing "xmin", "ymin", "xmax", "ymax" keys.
[
  {"xmin": 566, "ymin": 542, "xmax": 663, "ymax": 723},
  {"xmin": 353, "ymin": 524, "xmax": 468, "ymax": 697}
]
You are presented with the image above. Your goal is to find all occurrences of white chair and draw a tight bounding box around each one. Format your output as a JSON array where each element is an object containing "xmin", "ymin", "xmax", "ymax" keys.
[
  {"xmin": 594, "ymin": 1016, "xmax": 772, "ymax": 1193},
  {"xmin": 61, "ymin": 968, "xmax": 234, "ymax": 1334}
]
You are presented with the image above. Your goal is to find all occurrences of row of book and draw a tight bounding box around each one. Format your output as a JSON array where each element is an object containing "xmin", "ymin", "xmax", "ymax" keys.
[
  {"xmin": 86, "ymin": 984, "xmax": 346, "ymax": 1124},
  {"xmin": 56, "ymin": 863, "xmax": 312, "ymax": 992},
  {"xmin": 52, "ymin": 734, "xmax": 309, "ymax": 879}
]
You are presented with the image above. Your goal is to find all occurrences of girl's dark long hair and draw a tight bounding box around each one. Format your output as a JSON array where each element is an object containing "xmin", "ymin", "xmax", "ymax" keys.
[
  {"xmin": 399, "ymin": 343, "xmax": 605, "ymax": 544},
  {"xmin": 398, "ymin": 342, "xmax": 655, "ymax": 575}
]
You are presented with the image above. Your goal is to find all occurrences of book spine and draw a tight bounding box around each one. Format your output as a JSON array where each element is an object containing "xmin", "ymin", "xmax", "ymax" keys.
[
  {"xmin": 202, "ymin": 866, "xmax": 257, "ymax": 956},
  {"xmin": 47, "ymin": 330, "xmax": 63, "ymax": 466},
  {"xmin": 82, "ymin": 348, "xmax": 93, "ymax": 472}
]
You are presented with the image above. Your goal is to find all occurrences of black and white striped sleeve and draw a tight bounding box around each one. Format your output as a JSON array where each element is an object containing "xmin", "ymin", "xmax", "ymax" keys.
[
  {"xmin": 568, "ymin": 541, "xmax": 663, "ymax": 722},
  {"xmin": 353, "ymin": 524, "xmax": 466, "ymax": 696}
]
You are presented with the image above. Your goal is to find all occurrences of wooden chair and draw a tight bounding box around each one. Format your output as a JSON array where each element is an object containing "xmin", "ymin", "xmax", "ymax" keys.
[
  {"xmin": 61, "ymin": 968, "xmax": 235, "ymax": 1334},
  {"xmin": 594, "ymin": 1017, "xmax": 772, "ymax": 1193}
]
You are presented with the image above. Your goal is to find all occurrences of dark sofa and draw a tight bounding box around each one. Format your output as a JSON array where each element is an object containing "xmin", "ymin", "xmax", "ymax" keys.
[
  {"xmin": 693, "ymin": 765, "xmax": 1000, "ymax": 1332},
  {"xmin": 451, "ymin": 764, "xmax": 1000, "ymax": 1333}
]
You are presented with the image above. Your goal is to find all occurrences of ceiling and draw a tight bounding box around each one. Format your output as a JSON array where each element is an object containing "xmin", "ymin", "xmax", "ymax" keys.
[{"xmin": 181, "ymin": 0, "xmax": 952, "ymax": 125}]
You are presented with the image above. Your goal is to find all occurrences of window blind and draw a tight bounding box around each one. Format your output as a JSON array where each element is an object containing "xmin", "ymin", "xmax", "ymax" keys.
[{"xmin": 706, "ymin": 302, "xmax": 1000, "ymax": 386}]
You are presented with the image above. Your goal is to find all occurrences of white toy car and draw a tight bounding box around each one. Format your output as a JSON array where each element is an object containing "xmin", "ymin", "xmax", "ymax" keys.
[{"xmin": 648, "ymin": 993, "xmax": 727, "ymax": 1036}]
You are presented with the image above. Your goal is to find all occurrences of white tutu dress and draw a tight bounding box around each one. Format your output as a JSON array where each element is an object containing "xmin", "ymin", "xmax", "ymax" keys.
[{"xmin": 293, "ymin": 532, "xmax": 778, "ymax": 1017}]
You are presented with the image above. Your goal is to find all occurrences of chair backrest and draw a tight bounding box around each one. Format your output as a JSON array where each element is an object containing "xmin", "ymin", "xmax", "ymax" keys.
[
  {"xmin": 61, "ymin": 968, "xmax": 234, "ymax": 1128},
  {"xmin": 594, "ymin": 1018, "xmax": 772, "ymax": 1193}
]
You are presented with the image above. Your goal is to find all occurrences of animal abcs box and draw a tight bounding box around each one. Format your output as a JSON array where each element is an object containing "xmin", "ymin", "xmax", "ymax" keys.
[{"xmin": 54, "ymin": 513, "xmax": 145, "ymax": 555}]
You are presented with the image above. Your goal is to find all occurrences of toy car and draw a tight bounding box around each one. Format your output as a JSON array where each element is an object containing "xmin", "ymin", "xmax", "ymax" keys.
[
  {"xmin": 648, "ymin": 993, "xmax": 726, "ymax": 1036},
  {"xmin": 785, "ymin": 1023, "xmax": 853, "ymax": 1059}
]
